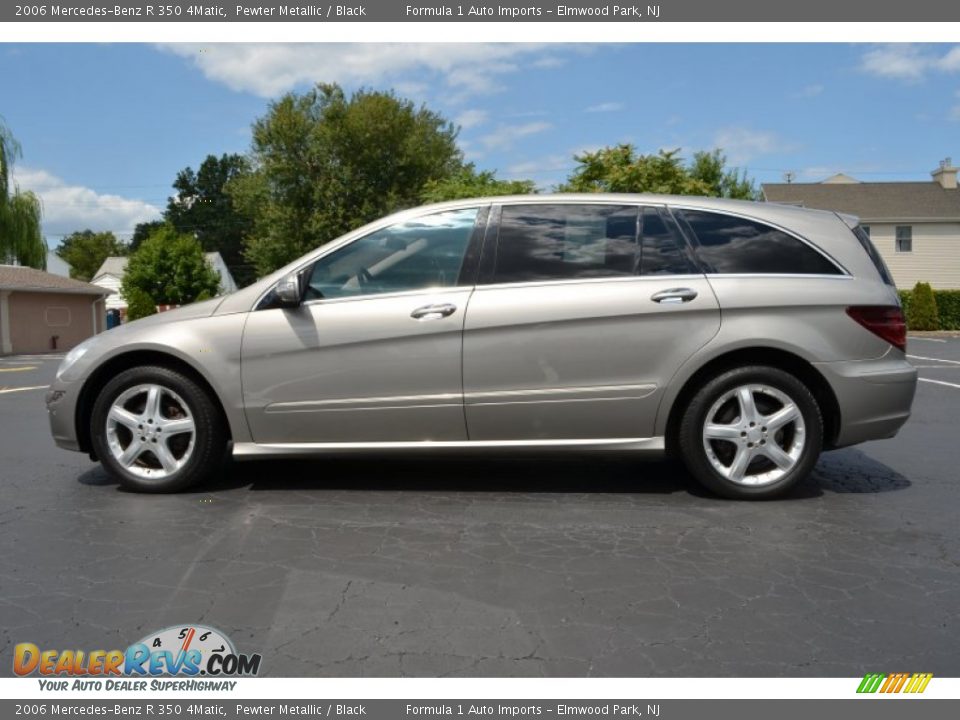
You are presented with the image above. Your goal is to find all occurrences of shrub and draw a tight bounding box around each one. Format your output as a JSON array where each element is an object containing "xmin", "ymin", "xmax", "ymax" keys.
[
  {"xmin": 906, "ymin": 282, "xmax": 939, "ymax": 331},
  {"xmin": 935, "ymin": 290, "xmax": 960, "ymax": 330},
  {"xmin": 898, "ymin": 290, "xmax": 911, "ymax": 318},
  {"xmin": 125, "ymin": 287, "xmax": 156, "ymax": 321}
]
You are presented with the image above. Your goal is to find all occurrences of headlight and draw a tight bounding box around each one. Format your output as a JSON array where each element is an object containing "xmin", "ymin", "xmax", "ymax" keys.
[{"xmin": 56, "ymin": 338, "xmax": 96, "ymax": 380}]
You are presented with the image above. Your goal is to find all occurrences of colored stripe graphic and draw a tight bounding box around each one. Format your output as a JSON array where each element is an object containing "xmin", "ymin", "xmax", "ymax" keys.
[
  {"xmin": 857, "ymin": 673, "xmax": 932, "ymax": 694},
  {"xmin": 906, "ymin": 673, "xmax": 934, "ymax": 694},
  {"xmin": 857, "ymin": 674, "xmax": 885, "ymax": 693}
]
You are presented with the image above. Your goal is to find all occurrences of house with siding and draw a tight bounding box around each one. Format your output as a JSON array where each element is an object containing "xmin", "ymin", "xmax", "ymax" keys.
[{"xmin": 762, "ymin": 159, "xmax": 960, "ymax": 289}]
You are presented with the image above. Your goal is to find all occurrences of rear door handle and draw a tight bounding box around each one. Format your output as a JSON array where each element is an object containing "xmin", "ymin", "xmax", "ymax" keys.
[
  {"xmin": 651, "ymin": 288, "xmax": 698, "ymax": 304},
  {"xmin": 411, "ymin": 303, "xmax": 457, "ymax": 320}
]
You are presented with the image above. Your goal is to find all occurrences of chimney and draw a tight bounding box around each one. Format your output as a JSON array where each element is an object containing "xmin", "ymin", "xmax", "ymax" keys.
[{"xmin": 931, "ymin": 157, "xmax": 958, "ymax": 190}]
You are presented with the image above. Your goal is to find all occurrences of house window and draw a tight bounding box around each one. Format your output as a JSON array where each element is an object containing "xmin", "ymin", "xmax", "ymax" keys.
[{"xmin": 895, "ymin": 226, "xmax": 912, "ymax": 253}]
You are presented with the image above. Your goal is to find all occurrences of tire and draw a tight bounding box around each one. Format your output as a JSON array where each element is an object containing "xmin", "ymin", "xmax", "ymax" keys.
[
  {"xmin": 90, "ymin": 365, "xmax": 227, "ymax": 493},
  {"xmin": 677, "ymin": 365, "xmax": 823, "ymax": 500}
]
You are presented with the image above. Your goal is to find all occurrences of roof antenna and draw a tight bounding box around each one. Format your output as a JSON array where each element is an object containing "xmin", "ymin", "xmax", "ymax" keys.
[{"xmin": 783, "ymin": 171, "xmax": 795, "ymax": 184}]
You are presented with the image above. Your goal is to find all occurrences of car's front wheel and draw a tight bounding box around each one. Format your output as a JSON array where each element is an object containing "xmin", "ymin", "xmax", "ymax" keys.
[
  {"xmin": 90, "ymin": 366, "xmax": 226, "ymax": 493},
  {"xmin": 678, "ymin": 365, "xmax": 823, "ymax": 500}
]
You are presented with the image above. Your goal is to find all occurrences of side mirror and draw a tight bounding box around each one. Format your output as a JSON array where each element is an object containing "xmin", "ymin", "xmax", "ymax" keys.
[{"xmin": 275, "ymin": 273, "xmax": 302, "ymax": 308}]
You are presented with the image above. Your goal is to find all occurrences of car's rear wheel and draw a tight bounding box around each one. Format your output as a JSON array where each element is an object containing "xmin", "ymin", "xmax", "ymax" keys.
[
  {"xmin": 90, "ymin": 366, "xmax": 226, "ymax": 493},
  {"xmin": 678, "ymin": 365, "xmax": 823, "ymax": 500}
]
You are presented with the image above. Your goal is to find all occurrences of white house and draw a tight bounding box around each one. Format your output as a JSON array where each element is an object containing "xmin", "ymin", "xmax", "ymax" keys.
[
  {"xmin": 762, "ymin": 158, "xmax": 960, "ymax": 289},
  {"xmin": 91, "ymin": 252, "xmax": 238, "ymax": 313},
  {"xmin": 45, "ymin": 251, "xmax": 72, "ymax": 278}
]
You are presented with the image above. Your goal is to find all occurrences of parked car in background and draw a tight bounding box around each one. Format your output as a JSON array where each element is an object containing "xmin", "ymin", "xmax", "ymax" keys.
[{"xmin": 47, "ymin": 194, "xmax": 917, "ymax": 499}]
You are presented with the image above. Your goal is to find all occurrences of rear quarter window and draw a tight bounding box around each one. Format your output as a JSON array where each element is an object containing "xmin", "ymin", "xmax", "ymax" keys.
[
  {"xmin": 677, "ymin": 209, "xmax": 843, "ymax": 275},
  {"xmin": 853, "ymin": 225, "xmax": 895, "ymax": 286}
]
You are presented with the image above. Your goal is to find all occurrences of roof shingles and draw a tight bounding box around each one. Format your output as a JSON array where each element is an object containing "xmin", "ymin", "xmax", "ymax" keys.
[
  {"xmin": 762, "ymin": 181, "xmax": 960, "ymax": 221},
  {"xmin": 0, "ymin": 265, "xmax": 112, "ymax": 295}
]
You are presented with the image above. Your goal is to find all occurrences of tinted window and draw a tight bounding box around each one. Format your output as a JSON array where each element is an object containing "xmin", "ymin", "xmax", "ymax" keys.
[
  {"xmin": 640, "ymin": 207, "xmax": 698, "ymax": 275},
  {"xmin": 494, "ymin": 204, "xmax": 639, "ymax": 283},
  {"xmin": 305, "ymin": 208, "xmax": 479, "ymax": 300},
  {"xmin": 678, "ymin": 210, "xmax": 842, "ymax": 275},
  {"xmin": 853, "ymin": 225, "xmax": 894, "ymax": 286}
]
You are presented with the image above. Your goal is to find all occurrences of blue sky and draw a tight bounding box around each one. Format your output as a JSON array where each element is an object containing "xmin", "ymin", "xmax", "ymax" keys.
[{"xmin": 2, "ymin": 42, "xmax": 959, "ymax": 244}]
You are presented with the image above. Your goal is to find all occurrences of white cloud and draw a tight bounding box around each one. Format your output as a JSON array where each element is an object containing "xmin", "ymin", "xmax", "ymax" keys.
[
  {"xmin": 506, "ymin": 154, "xmax": 571, "ymax": 177},
  {"xmin": 941, "ymin": 47, "xmax": 960, "ymax": 72},
  {"xmin": 585, "ymin": 102, "xmax": 624, "ymax": 113},
  {"xmin": 861, "ymin": 45, "xmax": 930, "ymax": 80},
  {"xmin": 860, "ymin": 44, "xmax": 960, "ymax": 80},
  {"xmin": 478, "ymin": 121, "xmax": 552, "ymax": 151},
  {"xmin": 531, "ymin": 56, "xmax": 566, "ymax": 69},
  {"xmin": 712, "ymin": 128, "xmax": 796, "ymax": 166},
  {"xmin": 157, "ymin": 43, "xmax": 563, "ymax": 99},
  {"xmin": 791, "ymin": 83, "xmax": 824, "ymax": 99},
  {"xmin": 11, "ymin": 167, "xmax": 161, "ymax": 240},
  {"xmin": 455, "ymin": 109, "xmax": 489, "ymax": 130}
]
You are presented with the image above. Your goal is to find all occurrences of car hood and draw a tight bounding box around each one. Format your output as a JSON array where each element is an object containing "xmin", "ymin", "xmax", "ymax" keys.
[{"xmin": 117, "ymin": 297, "xmax": 226, "ymax": 330}]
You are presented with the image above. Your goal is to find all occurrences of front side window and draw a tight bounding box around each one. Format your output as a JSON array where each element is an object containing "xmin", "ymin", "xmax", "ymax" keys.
[
  {"xmin": 304, "ymin": 208, "xmax": 479, "ymax": 300},
  {"xmin": 677, "ymin": 209, "xmax": 842, "ymax": 275},
  {"xmin": 493, "ymin": 204, "xmax": 639, "ymax": 283},
  {"xmin": 896, "ymin": 225, "xmax": 913, "ymax": 253}
]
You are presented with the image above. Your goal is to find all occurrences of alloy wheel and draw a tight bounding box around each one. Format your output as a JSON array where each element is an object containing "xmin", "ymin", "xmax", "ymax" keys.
[
  {"xmin": 701, "ymin": 383, "xmax": 806, "ymax": 487},
  {"xmin": 105, "ymin": 383, "xmax": 196, "ymax": 480}
]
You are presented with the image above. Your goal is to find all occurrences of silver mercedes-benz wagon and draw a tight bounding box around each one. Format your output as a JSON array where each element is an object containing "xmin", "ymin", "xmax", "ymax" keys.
[{"xmin": 47, "ymin": 194, "xmax": 917, "ymax": 499}]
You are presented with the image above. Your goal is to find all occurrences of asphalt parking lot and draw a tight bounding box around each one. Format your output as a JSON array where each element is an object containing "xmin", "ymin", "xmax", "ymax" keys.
[{"xmin": 2, "ymin": 340, "xmax": 959, "ymax": 677}]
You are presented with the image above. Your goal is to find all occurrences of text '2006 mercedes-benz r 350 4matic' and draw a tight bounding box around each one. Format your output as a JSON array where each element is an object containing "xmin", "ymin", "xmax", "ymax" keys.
[{"xmin": 47, "ymin": 194, "xmax": 917, "ymax": 499}]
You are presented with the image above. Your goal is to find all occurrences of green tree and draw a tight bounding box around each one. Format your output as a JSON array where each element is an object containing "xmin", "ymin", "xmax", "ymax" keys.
[
  {"xmin": 560, "ymin": 145, "xmax": 757, "ymax": 199},
  {"xmin": 0, "ymin": 120, "xmax": 47, "ymax": 269},
  {"xmin": 420, "ymin": 165, "xmax": 537, "ymax": 203},
  {"xmin": 165, "ymin": 153, "xmax": 254, "ymax": 287},
  {"xmin": 129, "ymin": 220, "xmax": 164, "ymax": 252},
  {"xmin": 122, "ymin": 224, "xmax": 220, "ymax": 307},
  {"xmin": 689, "ymin": 149, "xmax": 759, "ymax": 200},
  {"xmin": 56, "ymin": 230, "xmax": 127, "ymax": 282},
  {"xmin": 907, "ymin": 282, "xmax": 939, "ymax": 331},
  {"xmin": 229, "ymin": 83, "xmax": 463, "ymax": 276},
  {"xmin": 125, "ymin": 286, "xmax": 157, "ymax": 321}
]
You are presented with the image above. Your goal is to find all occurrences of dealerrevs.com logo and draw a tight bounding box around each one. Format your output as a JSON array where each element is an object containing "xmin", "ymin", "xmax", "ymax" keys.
[{"xmin": 14, "ymin": 624, "xmax": 262, "ymax": 679}]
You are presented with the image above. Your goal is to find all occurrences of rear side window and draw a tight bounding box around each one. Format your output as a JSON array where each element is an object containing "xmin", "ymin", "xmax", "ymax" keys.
[
  {"xmin": 853, "ymin": 224, "xmax": 895, "ymax": 286},
  {"xmin": 639, "ymin": 207, "xmax": 698, "ymax": 276},
  {"xmin": 494, "ymin": 204, "xmax": 639, "ymax": 283},
  {"xmin": 678, "ymin": 209, "xmax": 843, "ymax": 275}
]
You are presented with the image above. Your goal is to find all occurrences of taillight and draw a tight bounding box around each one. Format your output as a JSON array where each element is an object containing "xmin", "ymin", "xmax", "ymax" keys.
[{"xmin": 846, "ymin": 306, "xmax": 907, "ymax": 352}]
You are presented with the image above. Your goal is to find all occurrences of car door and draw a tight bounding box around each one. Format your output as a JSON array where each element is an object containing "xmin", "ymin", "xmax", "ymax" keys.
[
  {"xmin": 462, "ymin": 203, "xmax": 721, "ymax": 441},
  {"xmin": 241, "ymin": 206, "xmax": 485, "ymax": 444}
]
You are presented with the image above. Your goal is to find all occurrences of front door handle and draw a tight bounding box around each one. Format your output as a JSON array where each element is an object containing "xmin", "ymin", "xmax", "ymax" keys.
[
  {"xmin": 651, "ymin": 288, "xmax": 698, "ymax": 304},
  {"xmin": 410, "ymin": 303, "xmax": 457, "ymax": 320}
]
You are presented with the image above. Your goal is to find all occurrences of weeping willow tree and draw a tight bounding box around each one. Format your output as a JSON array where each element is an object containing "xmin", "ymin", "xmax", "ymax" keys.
[{"xmin": 0, "ymin": 120, "xmax": 47, "ymax": 269}]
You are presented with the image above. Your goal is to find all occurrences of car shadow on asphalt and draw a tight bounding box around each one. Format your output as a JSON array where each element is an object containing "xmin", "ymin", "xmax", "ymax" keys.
[{"xmin": 77, "ymin": 446, "xmax": 911, "ymax": 499}]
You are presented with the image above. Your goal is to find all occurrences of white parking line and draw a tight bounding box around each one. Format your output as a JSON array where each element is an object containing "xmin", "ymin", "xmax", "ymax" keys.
[
  {"xmin": 919, "ymin": 378, "xmax": 960, "ymax": 390},
  {"xmin": 0, "ymin": 354, "xmax": 63, "ymax": 361},
  {"xmin": 908, "ymin": 354, "xmax": 960, "ymax": 366},
  {"xmin": 910, "ymin": 337, "xmax": 947, "ymax": 343},
  {"xmin": 0, "ymin": 385, "xmax": 48, "ymax": 395}
]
